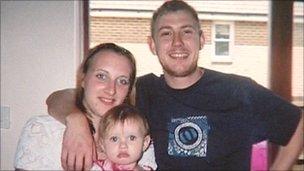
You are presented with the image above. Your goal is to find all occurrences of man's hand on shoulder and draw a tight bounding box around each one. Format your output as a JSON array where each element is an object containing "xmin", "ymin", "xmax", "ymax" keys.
[{"xmin": 61, "ymin": 112, "xmax": 96, "ymax": 171}]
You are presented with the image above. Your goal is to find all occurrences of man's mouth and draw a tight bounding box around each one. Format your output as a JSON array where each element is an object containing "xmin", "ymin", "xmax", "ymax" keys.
[{"xmin": 169, "ymin": 52, "xmax": 188, "ymax": 59}]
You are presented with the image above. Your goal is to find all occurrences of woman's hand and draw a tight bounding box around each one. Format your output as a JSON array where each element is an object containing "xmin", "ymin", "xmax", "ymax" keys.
[{"xmin": 61, "ymin": 112, "xmax": 96, "ymax": 171}]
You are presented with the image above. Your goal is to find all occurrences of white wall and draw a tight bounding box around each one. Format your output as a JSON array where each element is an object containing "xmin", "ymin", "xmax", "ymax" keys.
[{"xmin": 1, "ymin": 1, "xmax": 82, "ymax": 170}]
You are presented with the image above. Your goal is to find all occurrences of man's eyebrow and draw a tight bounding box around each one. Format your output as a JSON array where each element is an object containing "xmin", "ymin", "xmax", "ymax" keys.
[
  {"xmin": 158, "ymin": 24, "xmax": 196, "ymax": 32},
  {"xmin": 181, "ymin": 24, "xmax": 196, "ymax": 29},
  {"xmin": 158, "ymin": 26, "xmax": 172, "ymax": 32}
]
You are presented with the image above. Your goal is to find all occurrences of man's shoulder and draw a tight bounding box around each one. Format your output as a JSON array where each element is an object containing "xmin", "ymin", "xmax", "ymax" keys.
[
  {"xmin": 205, "ymin": 68, "xmax": 253, "ymax": 85},
  {"xmin": 137, "ymin": 73, "xmax": 161, "ymax": 85},
  {"xmin": 137, "ymin": 73, "xmax": 159, "ymax": 80}
]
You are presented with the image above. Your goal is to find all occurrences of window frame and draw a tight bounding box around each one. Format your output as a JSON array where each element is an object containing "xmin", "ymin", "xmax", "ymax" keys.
[{"xmin": 211, "ymin": 21, "xmax": 234, "ymax": 63}]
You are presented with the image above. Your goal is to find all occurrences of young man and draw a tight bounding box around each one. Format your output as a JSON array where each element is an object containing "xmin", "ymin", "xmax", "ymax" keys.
[{"xmin": 47, "ymin": 0, "xmax": 303, "ymax": 170}]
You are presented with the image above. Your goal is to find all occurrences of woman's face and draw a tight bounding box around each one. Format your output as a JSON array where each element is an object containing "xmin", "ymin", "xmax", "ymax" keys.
[{"xmin": 82, "ymin": 51, "xmax": 132, "ymax": 117}]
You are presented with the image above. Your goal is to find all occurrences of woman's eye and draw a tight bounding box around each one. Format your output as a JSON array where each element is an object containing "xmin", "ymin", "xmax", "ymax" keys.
[
  {"xmin": 117, "ymin": 77, "xmax": 130, "ymax": 86},
  {"xmin": 129, "ymin": 135, "xmax": 136, "ymax": 141},
  {"xmin": 110, "ymin": 136, "xmax": 118, "ymax": 142},
  {"xmin": 96, "ymin": 73, "xmax": 108, "ymax": 81}
]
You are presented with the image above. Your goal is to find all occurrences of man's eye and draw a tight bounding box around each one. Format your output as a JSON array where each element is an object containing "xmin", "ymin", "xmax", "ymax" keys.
[
  {"xmin": 110, "ymin": 136, "xmax": 118, "ymax": 142},
  {"xmin": 117, "ymin": 77, "xmax": 130, "ymax": 86},
  {"xmin": 129, "ymin": 135, "xmax": 136, "ymax": 141},
  {"xmin": 183, "ymin": 29, "xmax": 193, "ymax": 34},
  {"xmin": 160, "ymin": 31, "xmax": 172, "ymax": 37}
]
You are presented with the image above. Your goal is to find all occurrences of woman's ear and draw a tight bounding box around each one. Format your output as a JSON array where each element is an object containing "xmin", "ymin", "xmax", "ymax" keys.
[
  {"xmin": 143, "ymin": 135, "xmax": 151, "ymax": 152},
  {"xmin": 77, "ymin": 72, "xmax": 85, "ymax": 88},
  {"xmin": 76, "ymin": 65, "xmax": 86, "ymax": 89}
]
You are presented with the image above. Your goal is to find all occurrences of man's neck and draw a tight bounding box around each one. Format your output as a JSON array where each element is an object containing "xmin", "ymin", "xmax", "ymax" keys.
[{"xmin": 164, "ymin": 68, "xmax": 204, "ymax": 89}]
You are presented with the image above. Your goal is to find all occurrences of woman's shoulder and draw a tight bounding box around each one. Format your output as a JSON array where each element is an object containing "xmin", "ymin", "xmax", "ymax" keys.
[
  {"xmin": 23, "ymin": 115, "xmax": 65, "ymax": 131},
  {"xmin": 25, "ymin": 114, "xmax": 64, "ymax": 125},
  {"xmin": 14, "ymin": 115, "xmax": 64, "ymax": 170}
]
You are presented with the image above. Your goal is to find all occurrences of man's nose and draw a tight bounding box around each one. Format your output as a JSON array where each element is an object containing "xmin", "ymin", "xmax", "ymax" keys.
[{"xmin": 172, "ymin": 32, "xmax": 183, "ymax": 46}]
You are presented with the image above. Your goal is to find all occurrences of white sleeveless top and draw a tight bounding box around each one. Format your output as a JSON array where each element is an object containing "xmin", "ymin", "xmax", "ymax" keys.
[{"xmin": 14, "ymin": 115, "xmax": 157, "ymax": 170}]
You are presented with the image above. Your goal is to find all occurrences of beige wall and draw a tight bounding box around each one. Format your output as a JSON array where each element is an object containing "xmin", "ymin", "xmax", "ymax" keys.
[{"xmin": 0, "ymin": 1, "xmax": 82, "ymax": 170}]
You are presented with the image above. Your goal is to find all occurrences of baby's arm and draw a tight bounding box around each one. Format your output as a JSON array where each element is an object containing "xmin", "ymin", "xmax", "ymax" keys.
[{"xmin": 46, "ymin": 88, "xmax": 95, "ymax": 171}]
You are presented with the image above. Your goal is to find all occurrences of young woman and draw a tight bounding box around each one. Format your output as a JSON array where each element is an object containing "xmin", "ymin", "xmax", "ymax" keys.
[{"xmin": 14, "ymin": 43, "xmax": 156, "ymax": 170}]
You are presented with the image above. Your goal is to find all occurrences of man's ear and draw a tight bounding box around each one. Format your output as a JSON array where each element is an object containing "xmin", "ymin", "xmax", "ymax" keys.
[
  {"xmin": 199, "ymin": 30, "xmax": 205, "ymax": 50},
  {"xmin": 143, "ymin": 135, "xmax": 151, "ymax": 152},
  {"xmin": 147, "ymin": 36, "xmax": 157, "ymax": 55}
]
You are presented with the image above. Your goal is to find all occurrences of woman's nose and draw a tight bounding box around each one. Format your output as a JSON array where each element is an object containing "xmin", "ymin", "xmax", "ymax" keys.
[{"xmin": 104, "ymin": 80, "xmax": 116, "ymax": 95}]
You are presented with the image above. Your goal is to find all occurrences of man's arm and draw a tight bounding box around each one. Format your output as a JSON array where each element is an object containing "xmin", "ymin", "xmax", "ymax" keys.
[
  {"xmin": 46, "ymin": 88, "xmax": 77, "ymax": 124},
  {"xmin": 270, "ymin": 112, "xmax": 304, "ymax": 170},
  {"xmin": 46, "ymin": 88, "xmax": 95, "ymax": 171}
]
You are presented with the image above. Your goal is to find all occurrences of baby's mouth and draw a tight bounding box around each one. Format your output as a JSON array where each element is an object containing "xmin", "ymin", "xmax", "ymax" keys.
[{"xmin": 117, "ymin": 152, "xmax": 130, "ymax": 158}]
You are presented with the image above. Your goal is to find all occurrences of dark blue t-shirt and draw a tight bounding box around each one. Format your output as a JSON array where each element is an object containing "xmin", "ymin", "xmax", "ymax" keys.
[{"xmin": 135, "ymin": 68, "xmax": 301, "ymax": 171}]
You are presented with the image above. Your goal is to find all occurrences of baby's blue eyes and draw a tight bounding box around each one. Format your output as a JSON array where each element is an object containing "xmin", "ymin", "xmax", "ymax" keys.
[
  {"xmin": 109, "ymin": 135, "xmax": 137, "ymax": 142},
  {"xmin": 110, "ymin": 136, "xmax": 118, "ymax": 142},
  {"xmin": 129, "ymin": 135, "xmax": 136, "ymax": 141}
]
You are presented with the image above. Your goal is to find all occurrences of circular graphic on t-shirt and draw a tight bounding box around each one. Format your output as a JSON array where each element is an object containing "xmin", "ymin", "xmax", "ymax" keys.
[{"xmin": 174, "ymin": 122, "xmax": 203, "ymax": 150}]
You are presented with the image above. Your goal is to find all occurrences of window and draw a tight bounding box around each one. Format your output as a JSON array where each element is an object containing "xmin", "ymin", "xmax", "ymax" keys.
[{"xmin": 212, "ymin": 22, "xmax": 234, "ymax": 62}]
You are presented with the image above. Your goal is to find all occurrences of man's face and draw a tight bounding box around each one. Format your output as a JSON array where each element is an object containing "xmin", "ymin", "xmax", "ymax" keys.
[{"xmin": 149, "ymin": 10, "xmax": 205, "ymax": 77}]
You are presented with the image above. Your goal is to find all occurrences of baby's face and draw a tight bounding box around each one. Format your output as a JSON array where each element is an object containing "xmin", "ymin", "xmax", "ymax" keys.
[{"xmin": 101, "ymin": 120, "xmax": 150, "ymax": 167}]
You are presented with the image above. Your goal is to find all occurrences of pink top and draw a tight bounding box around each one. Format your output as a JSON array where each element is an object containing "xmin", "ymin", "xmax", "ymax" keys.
[{"xmin": 94, "ymin": 159, "xmax": 153, "ymax": 171}]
